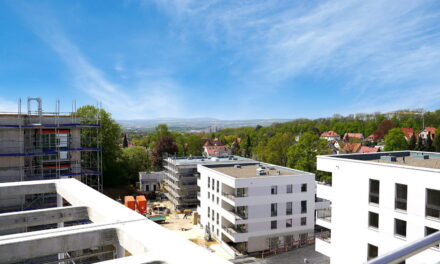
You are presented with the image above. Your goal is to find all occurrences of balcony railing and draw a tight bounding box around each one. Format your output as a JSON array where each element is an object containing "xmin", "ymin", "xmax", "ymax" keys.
[
  {"xmin": 316, "ymin": 208, "xmax": 332, "ymax": 222},
  {"xmin": 224, "ymin": 208, "xmax": 248, "ymax": 220},
  {"xmin": 315, "ymin": 230, "xmax": 331, "ymax": 243},
  {"xmin": 222, "ymin": 192, "xmax": 247, "ymax": 200},
  {"xmin": 223, "ymin": 225, "xmax": 247, "ymax": 235},
  {"xmin": 367, "ymin": 231, "xmax": 440, "ymax": 264}
]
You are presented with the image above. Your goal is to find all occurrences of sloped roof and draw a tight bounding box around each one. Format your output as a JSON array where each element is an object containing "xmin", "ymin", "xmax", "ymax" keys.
[
  {"xmin": 321, "ymin": 130, "xmax": 339, "ymax": 137},
  {"xmin": 359, "ymin": 146, "xmax": 379, "ymax": 153},
  {"xmin": 342, "ymin": 142, "xmax": 362, "ymax": 153},
  {"xmin": 343, "ymin": 133, "xmax": 364, "ymax": 139},
  {"xmin": 400, "ymin": 128, "xmax": 414, "ymax": 140}
]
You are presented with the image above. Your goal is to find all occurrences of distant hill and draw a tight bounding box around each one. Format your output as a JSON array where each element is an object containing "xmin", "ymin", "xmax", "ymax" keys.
[{"xmin": 117, "ymin": 118, "xmax": 293, "ymax": 132}]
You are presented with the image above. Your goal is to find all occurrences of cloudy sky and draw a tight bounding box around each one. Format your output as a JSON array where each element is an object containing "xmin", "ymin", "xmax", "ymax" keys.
[{"xmin": 1, "ymin": 0, "xmax": 440, "ymax": 119}]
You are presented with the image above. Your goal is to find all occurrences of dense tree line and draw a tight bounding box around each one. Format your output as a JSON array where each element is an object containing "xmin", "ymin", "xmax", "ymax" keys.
[{"xmin": 78, "ymin": 107, "xmax": 440, "ymax": 187}]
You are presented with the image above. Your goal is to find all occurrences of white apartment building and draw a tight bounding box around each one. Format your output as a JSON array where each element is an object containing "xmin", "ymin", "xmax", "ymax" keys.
[
  {"xmin": 315, "ymin": 151, "xmax": 440, "ymax": 264},
  {"xmin": 197, "ymin": 162, "xmax": 321, "ymax": 257}
]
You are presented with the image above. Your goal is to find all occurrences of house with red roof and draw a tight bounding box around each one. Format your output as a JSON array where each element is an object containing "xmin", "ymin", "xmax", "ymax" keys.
[
  {"xmin": 320, "ymin": 131, "xmax": 341, "ymax": 141},
  {"xmin": 419, "ymin": 127, "xmax": 436, "ymax": 140},
  {"xmin": 400, "ymin": 128, "xmax": 415, "ymax": 141},
  {"xmin": 343, "ymin": 133, "xmax": 364, "ymax": 141},
  {"xmin": 203, "ymin": 145, "xmax": 231, "ymax": 157},
  {"xmin": 358, "ymin": 146, "xmax": 380, "ymax": 153},
  {"xmin": 342, "ymin": 142, "xmax": 362, "ymax": 153}
]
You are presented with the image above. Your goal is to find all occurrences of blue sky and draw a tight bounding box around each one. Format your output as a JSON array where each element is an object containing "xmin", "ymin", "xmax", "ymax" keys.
[{"xmin": 1, "ymin": 0, "xmax": 440, "ymax": 120}]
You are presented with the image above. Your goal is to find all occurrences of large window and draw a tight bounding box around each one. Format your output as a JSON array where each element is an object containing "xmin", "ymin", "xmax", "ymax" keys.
[
  {"xmin": 301, "ymin": 217, "xmax": 307, "ymax": 226},
  {"xmin": 395, "ymin": 184, "xmax": 407, "ymax": 211},
  {"xmin": 271, "ymin": 220, "xmax": 277, "ymax": 229},
  {"xmin": 368, "ymin": 244, "xmax": 378, "ymax": 260},
  {"xmin": 286, "ymin": 219, "xmax": 292, "ymax": 228},
  {"xmin": 426, "ymin": 188, "xmax": 440, "ymax": 219},
  {"xmin": 271, "ymin": 203, "xmax": 278, "ymax": 217},
  {"xmin": 301, "ymin": 200, "xmax": 307, "ymax": 214},
  {"xmin": 369, "ymin": 179, "xmax": 380, "ymax": 205},
  {"xmin": 368, "ymin": 212, "xmax": 379, "ymax": 229},
  {"xmin": 286, "ymin": 202, "xmax": 292, "ymax": 215},
  {"xmin": 286, "ymin": 184, "xmax": 293, "ymax": 194},
  {"xmin": 425, "ymin": 226, "xmax": 439, "ymax": 248},
  {"xmin": 394, "ymin": 218, "xmax": 407, "ymax": 238},
  {"xmin": 301, "ymin": 183, "xmax": 307, "ymax": 192},
  {"xmin": 271, "ymin": 186, "xmax": 278, "ymax": 195}
]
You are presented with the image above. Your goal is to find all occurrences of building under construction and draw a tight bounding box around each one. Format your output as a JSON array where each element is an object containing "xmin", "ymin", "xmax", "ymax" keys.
[{"xmin": 0, "ymin": 97, "xmax": 102, "ymax": 212}]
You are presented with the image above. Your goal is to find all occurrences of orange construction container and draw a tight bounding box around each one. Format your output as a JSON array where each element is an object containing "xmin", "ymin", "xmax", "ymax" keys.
[
  {"xmin": 124, "ymin": 196, "xmax": 135, "ymax": 210},
  {"xmin": 136, "ymin": 195, "xmax": 147, "ymax": 215}
]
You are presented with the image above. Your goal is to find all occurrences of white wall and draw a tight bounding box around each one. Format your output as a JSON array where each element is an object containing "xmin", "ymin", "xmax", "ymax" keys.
[{"xmin": 316, "ymin": 155, "xmax": 440, "ymax": 264}]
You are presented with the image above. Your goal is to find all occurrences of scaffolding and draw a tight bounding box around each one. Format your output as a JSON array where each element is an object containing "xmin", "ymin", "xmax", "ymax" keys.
[{"xmin": 0, "ymin": 97, "xmax": 102, "ymax": 211}]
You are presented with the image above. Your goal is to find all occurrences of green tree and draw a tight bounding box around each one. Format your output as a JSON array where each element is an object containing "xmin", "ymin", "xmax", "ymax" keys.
[
  {"xmin": 76, "ymin": 105, "xmax": 123, "ymax": 187},
  {"xmin": 426, "ymin": 132, "xmax": 434, "ymax": 151},
  {"xmin": 121, "ymin": 146, "xmax": 151, "ymax": 184},
  {"xmin": 416, "ymin": 136, "xmax": 424, "ymax": 151},
  {"xmin": 186, "ymin": 134, "xmax": 204, "ymax": 156},
  {"xmin": 408, "ymin": 134, "xmax": 416, "ymax": 150},
  {"xmin": 384, "ymin": 128, "xmax": 408, "ymax": 151},
  {"xmin": 434, "ymin": 132, "xmax": 440, "ymax": 152},
  {"xmin": 152, "ymin": 135, "xmax": 178, "ymax": 168},
  {"xmin": 257, "ymin": 133, "xmax": 295, "ymax": 166},
  {"xmin": 287, "ymin": 132, "xmax": 329, "ymax": 173}
]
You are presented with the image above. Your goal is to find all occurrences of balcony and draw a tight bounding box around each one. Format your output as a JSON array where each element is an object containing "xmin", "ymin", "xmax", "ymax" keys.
[
  {"xmin": 315, "ymin": 230, "xmax": 332, "ymax": 258},
  {"xmin": 222, "ymin": 192, "xmax": 247, "ymax": 200},
  {"xmin": 224, "ymin": 208, "xmax": 247, "ymax": 221},
  {"xmin": 316, "ymin": 208, "xmax": 332, "ymax": 229},
  {"xmin": 426, "ymin": 204, "xmax": 440, "ymax": 220},
  {"xmin": 316, "ymin": 181, "xmax": 332, "ymax": 201}
]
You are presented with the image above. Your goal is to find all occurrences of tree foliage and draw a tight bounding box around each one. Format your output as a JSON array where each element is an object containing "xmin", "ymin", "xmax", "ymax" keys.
[
  {"xmin": 121, "ymin": 146, "xmax": 151, "ymax": 184},
  {"xmin": 384, "ymin": 128, "xmax": 408, "ymax": 151}
]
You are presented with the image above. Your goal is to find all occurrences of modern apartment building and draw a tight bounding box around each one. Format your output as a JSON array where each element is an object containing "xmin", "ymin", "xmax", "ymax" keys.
[
  {"xmin": 315, "ymin": 151, "xmax": 440, "ymax": 263},
  {"xmin": 197, "ymin": 162, "xmax": 321, "ymax": 257},
  {"xmin": 163, "ymin": 156, "xmax": 252, "ymax": 210},
  {"xmin": 0, "ymin": 98, "xmax": 102, "ymax": 212}
]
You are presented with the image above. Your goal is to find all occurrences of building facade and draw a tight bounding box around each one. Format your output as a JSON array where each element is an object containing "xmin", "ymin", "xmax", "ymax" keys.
[
  {"xmin": 139, "ymin": 171, "xmax": 163, "ymax": 192},
  {"xmin": 0, "ymin": 98, "xmax": 102, "ymax": 212},
  {"xmin": 197, "ymin": 162, "xmax": 319, "ymax": 256},
  {"xmin": 163, "ymin": 156, "xmax": 252, "ymax": 210},
  {"xmin": 315, "ymin": 151, "xmax": 440, "ymax": 264}
]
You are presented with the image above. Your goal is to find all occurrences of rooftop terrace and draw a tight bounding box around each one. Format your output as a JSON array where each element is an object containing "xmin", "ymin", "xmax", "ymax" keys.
[
  {"xmin": 324, "ymin": 151, "xmax": 440, "ymax": 170},
  {"xmin": 207, "ymin": 163, "xmax": 303, "ymax": 179},
  {"xmin": 166, "ymin": 155, "xmax": 252, "ymax": 165}
]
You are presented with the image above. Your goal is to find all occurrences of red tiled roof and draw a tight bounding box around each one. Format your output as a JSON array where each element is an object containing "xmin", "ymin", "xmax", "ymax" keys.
[
  {"xmin": 400, "ymin": 128, "xmax": 414, "ymax": 140},
  {"xmin": 343, "ymin": 133, "xmax": 364, "ymax": 139},
  {"xmin": 359, "ymin": 146, "xmax": 379, "ymax": 153},
  {"xmin": 424, "ymin": 127, "xmax": 436, "ymax": 134},
  {"xmin": 204, "ymin": 145, "xmax": 229, "ymax": 156},
  {"xmin": 321, "ymin": 131, "xmax": 339, "ymax": 137},
  {"xmin": 342, "ymin": 143, "xmax": 362, "ymax": 153}
]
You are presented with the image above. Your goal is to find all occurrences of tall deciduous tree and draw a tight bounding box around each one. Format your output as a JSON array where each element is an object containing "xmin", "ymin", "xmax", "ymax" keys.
[
  {"xmin": 434, "ymin": 132, "xmax": 440, "ymax": 152},
  {"xmin": 416, "ymin": 135, "xmax": 424, "ymax": 151},
  {"xmin": 373, "ymin": 120, "xmax": 396, "ymax": 141},
  {"xmin": 408, "ymin": 134, "xmax": 416, "ymax": 150},
  {"xmin": 121, "ymin": 146, "xmax": 151, "ymax": 184},
  {"xmin": 152, "ymin": 135, "xmax": 178, "ymax": 168},
  {"xmin": 76, "ymin": 105, "xmax": 123, "ymax": 187},
  {"xmin": 287, "ymin": 132, "xmax": 329, "ymax": 173},
  {"xmin": 426, "ymin": 132, "xmax": 434, "ymax": 151},
  {"xmin": 384, "ymin": 128, "xmax": 408, "ymax": 151}
]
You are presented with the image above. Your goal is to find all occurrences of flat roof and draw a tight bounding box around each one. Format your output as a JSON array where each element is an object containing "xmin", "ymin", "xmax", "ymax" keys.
[
  {"xmin": 321, "ymin": 151, "xmax": 440, "ymax": 170},
  {"xmin": 207, "ymin": 163, "xmax": 301, "ymax": 179},
  {"xmin": 166, "ymin": 155, "xmax": 252, "ymax": 165}
]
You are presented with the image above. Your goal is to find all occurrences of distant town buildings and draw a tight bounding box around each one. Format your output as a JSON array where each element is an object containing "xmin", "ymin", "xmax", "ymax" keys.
[
  {"xmin": 320, "ymin": 131, "xmax": 341, "ymax": 141},
  {"xmin": 315, "ymin": 151, "xmax": 440, "ymax": 263}
]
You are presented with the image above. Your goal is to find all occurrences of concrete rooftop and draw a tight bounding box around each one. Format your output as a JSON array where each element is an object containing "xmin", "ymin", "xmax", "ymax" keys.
[{"xmin": 209, "ymin": 164, "xmax": 299, "ymax": 179}]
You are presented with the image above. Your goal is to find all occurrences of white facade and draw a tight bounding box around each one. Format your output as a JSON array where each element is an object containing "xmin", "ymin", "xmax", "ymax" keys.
[
  {"xmin": 139, "ymin": 171, "xmax": 163, "ymax": 192},
  {"xmin": 315, "ymin": 151, "xmax": 440, "ymax": 264},
  {"xmin": 197, "ymin": 162, "xmax": 316, "ymax": 256}
]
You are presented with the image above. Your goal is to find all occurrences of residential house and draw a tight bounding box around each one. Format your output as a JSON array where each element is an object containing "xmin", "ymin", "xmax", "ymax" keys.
[
  {"xmin": 401, "ymin": 128, "xmax": 415, "ymax": 141},
  {"xmin": 320, "ymin": 131, "xmax": 341, "ymax": 141},
  {"xmin": 419, "ymin": 127, "xmax": 436, "ymax": 141},
  {"xmin": 343, "ymin": 133, "xmax": 364, "ymax": 141},
  {"xmin": 342, "ymin": 142, "xmax": 362, "ymax": 153}
]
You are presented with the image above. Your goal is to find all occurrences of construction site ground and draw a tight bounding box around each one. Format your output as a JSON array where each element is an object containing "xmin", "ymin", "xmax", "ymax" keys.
[{"xmin": 160, "ymin": 203, "xmax": 233, "ymax": 260}]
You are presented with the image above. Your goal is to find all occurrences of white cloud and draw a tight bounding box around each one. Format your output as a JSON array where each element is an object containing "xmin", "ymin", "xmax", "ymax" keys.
[
  {"xmin": 15, "ymin": 4, "xmax": 187, "ymax": 120},
  {"xmin": 151, "ymin": 0, "xmax": 440, "ymax": 113},
  {"xmin": 0, "ymin": 97, "xmax": 19, "ymax": 112}
]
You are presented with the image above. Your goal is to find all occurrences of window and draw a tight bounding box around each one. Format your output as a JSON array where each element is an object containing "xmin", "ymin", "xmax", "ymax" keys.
[
  {"xmin": 208, "ymin": 207, "xmax": 210, "ymax": 218},
  {"xmin": 216, "ymin": 181, "xmax": 219, "ymax": 193},
  {"xmin": 208, "ymin": 192, "xmax": 210, "ymax": 199},
  {"xmin": 286, "ymin": 219, "xmax": 292, "ymax": 228},
  {"xmin": 301, "ymin": 200, "xmax": 307, "ymax": 214},
  {"xmin": 426, "ymin": 188, "xmax": 440, "ymax": 219},
  {"xmin": 394, "ymin": 218, "xmax": 407, "ymax": 238},
  {"xmin": 369, "ymin": 179, "xmax": 380, "ymax": 204},
  {"xmin": 271, "ymin": 185, "xmax": 278, "ymax": 195},
  {"xmin": 286, "ymin": 184, "xmax": 293, "ymax": 193},
  {"xmin": 368, "ymin": 244, "xmax": 378, "ymax": 260},
  {"xmin": 237, "ymin": 188, "xmax": 247, "ymax": 197},
  {"xmin": 217, "ymin": 228, "xmax": 219, "ymax": 237},
  {"xmin": 212, "ymin": 194, "xmax": 214, "ymax": 202},
  {"xmin": 216, "ymin": 213, "xmax": 219, "ymax": 225},
  {"xmin": 286, "ymin": 202, "xmax": 292, "ymax": 215},
  {"xmin": 212, "ymin": 209, "xmax": 215, "ymax": 220},
  {"xmin": 368, "ymin": 212, "xmax": 379, "ymax": 229},
  {"xmin": 301, "ymin": 217, "xmax": 307, "ymax": 226},
  {"xmin": 271, "ymin": 203, "xmax": 278, "ymax": 217},
  {"xmin": 216, "ymin": 197, "xmax": 219, "ymax": 205},
  {"xmin": 395, "ymin": 184, "xmax": 407, "ymax": 211},
  {"xmin": 208, "ymin": 177, "xmax": 210, "ymax": 188},
  {"xmin": 301, "ymin": 183, "xmax": 307, "ymax": 192},
  {"xmin": 271, "ymin": 220, "xmax": 277, "ymax": 229},
  {"xmin": 425, "ymin": 226, "xmax": 439, "ymax": 249},
  {"xmin": 212, "ymin": 179, "xmax": 215, "ymax": 190}
]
